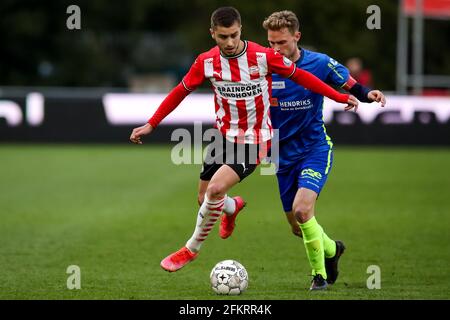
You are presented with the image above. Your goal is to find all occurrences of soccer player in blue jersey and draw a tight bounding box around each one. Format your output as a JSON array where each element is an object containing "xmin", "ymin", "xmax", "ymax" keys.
[{"xmin": 262, "ymin": 11, "xmax": 386, "ymax": 290}]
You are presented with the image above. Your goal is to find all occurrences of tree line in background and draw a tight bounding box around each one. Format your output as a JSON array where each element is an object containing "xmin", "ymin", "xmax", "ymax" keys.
[{"xmin": 1, "ymin": 0, "xmax": 449, "ymax": 91}]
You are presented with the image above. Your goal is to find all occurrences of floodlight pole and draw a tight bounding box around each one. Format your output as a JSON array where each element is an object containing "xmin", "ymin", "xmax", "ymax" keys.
[
  {"xmin": 396, "ymin": 0, "xmax": 408, "ymax": 95},
  {"xmin": 412, "ymin": 0, "xmax": 424, "ymax": 95}
]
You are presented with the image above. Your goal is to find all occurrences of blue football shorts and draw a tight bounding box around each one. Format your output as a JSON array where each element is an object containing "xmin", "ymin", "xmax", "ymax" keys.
[{"xmin": 276, "ymin": 148, "xmax": 333, "ymax": 212}]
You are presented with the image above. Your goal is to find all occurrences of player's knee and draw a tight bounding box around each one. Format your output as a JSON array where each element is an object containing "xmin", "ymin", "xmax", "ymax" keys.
[
  {"xmin": 293, "ymin": 202, "xmax": 314, "ymax": 223},
  {"xmin": 206, "ymin": 183, "xmax": 226, "ymax": 200}
]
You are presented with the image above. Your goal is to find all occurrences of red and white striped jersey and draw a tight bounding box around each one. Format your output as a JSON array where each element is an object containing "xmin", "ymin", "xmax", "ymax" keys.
[{"xmin": 182, "ymin": 41, "xmax": 297, "ymax": 144}]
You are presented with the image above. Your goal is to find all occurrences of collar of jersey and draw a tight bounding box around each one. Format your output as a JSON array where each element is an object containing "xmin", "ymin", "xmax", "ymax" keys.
[
  {"xmin": 220, "ymin": 40, "xmax": 248, "ymax": 59},
  {"xmin": 295, "ymin": 47, "xmax": 306, "ymax": 65}
]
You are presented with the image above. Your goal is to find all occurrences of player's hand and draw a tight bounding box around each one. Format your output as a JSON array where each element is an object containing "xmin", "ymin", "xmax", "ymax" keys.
[
  {"xmin": 367, "ymin": 90, "xmax": 386, "ymax": 107},
  {"xmin": 345, "ymin": 95, "xmax": 359, "ymax": 112},
  {"xmin": 130, "ymin": 123, "xmax": 153, "ymax": 144}
]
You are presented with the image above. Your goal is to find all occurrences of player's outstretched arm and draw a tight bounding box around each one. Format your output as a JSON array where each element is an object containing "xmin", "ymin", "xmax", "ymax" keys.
[
  {"xmin": 267, "ymin": 49, "xmax": 357, "ymax": 109},
  {"xmin": 129, "ymin": 82, "xmax": 190, "ymax": 144},
  {"xmin": 342, "ymin": 77, "xmax": 386, "ymax": 108},
  {"xmin": 290, "ymin": 68, "xmax": 359, "ymax": 110},
  {"xmin": 129, "ymin": 53, "xmax": 205, "ymax": 144}
]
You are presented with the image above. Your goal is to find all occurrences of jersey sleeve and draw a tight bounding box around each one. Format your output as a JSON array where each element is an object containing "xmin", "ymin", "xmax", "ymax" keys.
[
  {"xmin": 266, "ymin": 49, "xmax": 297, "ymax": 78},
  {"xmin": 324, "ymin": 55, "xmax": 350, "ymax": 87},
  {"xmin": 147, "ymin": 82, "xmax": 191, "ymax": 128},
  {"xmin": 182, "ymin": 55, "xmax": 206, "ymax": 91},
  {"xmin": 290, "ymin": 68, "xmax": 349, "ymax": 103}
]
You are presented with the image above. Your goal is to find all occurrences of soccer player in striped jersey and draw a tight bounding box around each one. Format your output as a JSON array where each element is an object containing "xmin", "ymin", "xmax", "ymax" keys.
[
  {"xmin": 262, "ymin": 11, "xmax": 386, "ymax": 290},
  {"xmin": 129, "ymin": 7, "xmax": 358, "ymax": 273}
]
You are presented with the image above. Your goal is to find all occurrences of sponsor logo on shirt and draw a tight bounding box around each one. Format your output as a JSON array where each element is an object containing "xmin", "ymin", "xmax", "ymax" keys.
[
  {"xmin": 329, "ymin": 58, "xmax": 338, "ymax": 66},
  {"xmin": 270, "ymin": 98, "xmax": 279, "ymax": 107},
  {"xmin": 272, "ymin": 81, "xmax": 286, "ymax": 89},
  {"xmin": 279, "ymin": 99, "xmax": 313, "ymax": 110},
  {"xmin": 216, "ymin": 83, "xmax": 263, "ymax": 99}
]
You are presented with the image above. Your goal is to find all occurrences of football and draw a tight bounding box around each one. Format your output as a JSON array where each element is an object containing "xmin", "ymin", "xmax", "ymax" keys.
[{"xmin": 210, "ymin": 260, "xmax": 248, "ymax": 295}]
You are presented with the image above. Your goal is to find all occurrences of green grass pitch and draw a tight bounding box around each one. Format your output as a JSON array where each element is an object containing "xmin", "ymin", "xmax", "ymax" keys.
[{"xmin": 0, "ymin": 144, "xmax": 449, "ymax": 299}]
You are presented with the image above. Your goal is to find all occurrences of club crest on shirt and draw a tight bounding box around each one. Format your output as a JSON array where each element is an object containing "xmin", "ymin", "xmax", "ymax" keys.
[{"xmin": 248, "ymin": 65, "xmax": 260, "ymax": 76}]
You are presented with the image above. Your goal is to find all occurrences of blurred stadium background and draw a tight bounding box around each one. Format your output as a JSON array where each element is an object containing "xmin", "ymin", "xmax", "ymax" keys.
[{"xmin": 0, "ymin": 0, "xmax": 449, "ymax": 300}]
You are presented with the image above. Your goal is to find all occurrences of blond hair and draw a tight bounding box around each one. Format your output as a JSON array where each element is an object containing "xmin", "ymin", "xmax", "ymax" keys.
[{"xmin": 262, "ymin": 10, "xmax": 299, "ymax": 34}]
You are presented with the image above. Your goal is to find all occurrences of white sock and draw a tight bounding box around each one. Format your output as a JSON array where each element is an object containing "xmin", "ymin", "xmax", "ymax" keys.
[
  {"xmin": 222, "ymin": 196, "xmax": 236, "ymax": 216},
  {"xmin": 186, "ymin": 195, "xmax": 225, "ymax": 253}
]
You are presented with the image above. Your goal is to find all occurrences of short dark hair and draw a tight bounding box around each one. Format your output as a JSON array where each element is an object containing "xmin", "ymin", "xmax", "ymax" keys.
[{"xmin": 211, "ymin": 7, "xmax": 241, "ymax": 29}]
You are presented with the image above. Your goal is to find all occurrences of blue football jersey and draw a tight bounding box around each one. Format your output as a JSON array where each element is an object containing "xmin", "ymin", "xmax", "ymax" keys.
[{"xmin": 270, "ymin": 48, "xmax": 349, "ymax": 171}]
